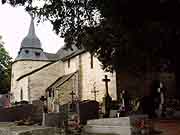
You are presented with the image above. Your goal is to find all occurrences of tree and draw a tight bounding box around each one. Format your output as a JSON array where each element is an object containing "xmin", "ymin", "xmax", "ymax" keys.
[
  {"xmin": 2, "ymin": 0, "xmax": 180, "ymax": 96},
  {"xmin": 0, "ymin": 36, "xmax": 12, "ymax": 93}
]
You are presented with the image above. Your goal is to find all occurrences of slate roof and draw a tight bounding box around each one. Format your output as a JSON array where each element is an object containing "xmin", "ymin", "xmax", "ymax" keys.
[
  {"xmin": 55, "ymin": 45, "xmax": 86, "ymax": 61},
  {"xmin": 43, "ymin": 45, "xmax": 85, "ymax": 61},
  {"xmin": 46, "ymin": 71, "xmax": 78, "ymax": 91},
  {"xmin": 44, "ymin": 52, "xmax": 59, "ymax": 61},
  {"xmin": 20, "ymin": 17, "xmax": 42, "ymax": 49},
  {"xmin": 15, "ymin": 17, "xmax": 48, "ymax": 61}
]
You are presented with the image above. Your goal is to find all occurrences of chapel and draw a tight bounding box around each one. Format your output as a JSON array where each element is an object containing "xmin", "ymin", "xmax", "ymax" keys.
[{"xmin": 10, "ymin": 17, "xmax": 117, "ymax": 110}]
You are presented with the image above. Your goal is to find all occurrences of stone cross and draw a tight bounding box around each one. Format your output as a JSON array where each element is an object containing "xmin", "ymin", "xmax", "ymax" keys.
[
  {"xmin": 102, "ymin": 75, "xmax": 111, "ymax": 95},
  {"xmin": 91, "ymin": 82, "xmax": 99, "ymax": 101}
]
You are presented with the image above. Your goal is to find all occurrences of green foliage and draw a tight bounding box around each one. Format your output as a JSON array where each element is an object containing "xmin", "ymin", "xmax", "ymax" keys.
[
  {"xmin": 0, "ymin": 36, "xmax": 12, "ymax": 93},
  {"xmin": 2, "ymin": 0, "xmax": 180, "ymax": 74}
]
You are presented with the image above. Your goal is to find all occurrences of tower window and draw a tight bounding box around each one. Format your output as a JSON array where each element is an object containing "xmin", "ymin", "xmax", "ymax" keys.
[
  {"xmin": 25, "ymin": 50, "xmax": 29, "ymax": 54},
  {"xmin": 35, "ymin": 52, "xmax": 40, "ymax": 57}
]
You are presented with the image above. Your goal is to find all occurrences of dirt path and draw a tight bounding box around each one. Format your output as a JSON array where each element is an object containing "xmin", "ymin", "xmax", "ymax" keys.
[{"xmin": 154, "ymin": 120, "xmax": 180, "ymax": 135}]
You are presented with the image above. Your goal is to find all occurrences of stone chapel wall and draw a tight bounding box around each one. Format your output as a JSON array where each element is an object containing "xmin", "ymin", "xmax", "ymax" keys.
[
  {"xmin": 11, "ymin": 77, "xmax": 29, "ymax": 102},
  {"xmin": 11, "ymin": 61, "xmax": 50, "ymax": 97},
  {"xmin": 63, "ymin": 52, "xmax": 117, "ymax": 103},
  {"xmin": 29, "ymin": 60, "xmax": 64, "ymax": 101},
  {"xmin": 80, "ymin": 52, "xmax": 117, "ymax": 102}
]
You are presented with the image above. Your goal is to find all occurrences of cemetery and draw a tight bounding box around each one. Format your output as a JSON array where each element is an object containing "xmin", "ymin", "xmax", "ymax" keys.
[{"xmin": 1, "ymin": 2, "xmax": 180, "ymax": 135}]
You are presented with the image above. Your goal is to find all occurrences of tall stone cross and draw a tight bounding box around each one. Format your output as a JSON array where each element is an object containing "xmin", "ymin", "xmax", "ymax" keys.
[
  {"xmin": 102, "ymin": 75, "xmax": 111, "ymax": 96},
  {"xmin": 91, "ymin": 82, "xmax": 99, "ymax": 101}
]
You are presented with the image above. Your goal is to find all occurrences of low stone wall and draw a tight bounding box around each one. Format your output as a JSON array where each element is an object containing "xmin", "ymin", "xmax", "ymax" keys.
[
  {"xmin": 0, "ymin": 104, "xmax": 43, "ymax": 124},
  {"xmin": 0, "ymin": 105, "xmax": 34, "ymax": 122}
]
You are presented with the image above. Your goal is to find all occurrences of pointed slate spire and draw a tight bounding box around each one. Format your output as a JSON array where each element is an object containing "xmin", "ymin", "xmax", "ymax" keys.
[
  {"xmin": 15, "ymin": 15, "xmax": 48, "ymax": 61},
  {"xmin": 20, "ymin": 16, "xmax": 41, "ymax": 49},
  {"xmin": 27, "ymin": 16, "xmax": 36, "ymax": 38}
]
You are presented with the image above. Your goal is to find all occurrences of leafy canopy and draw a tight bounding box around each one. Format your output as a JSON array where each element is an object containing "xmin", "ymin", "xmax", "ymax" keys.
[
  {"xmin": 1, "ymin": 0, "xmax": 180, "ymax": 74},
  {"xmin": 0, "ymin": 36, "xmax": 12, "ymax": 92}
]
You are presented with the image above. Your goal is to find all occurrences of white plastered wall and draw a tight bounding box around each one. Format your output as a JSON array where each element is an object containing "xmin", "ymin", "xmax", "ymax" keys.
[
  {"xmin": 80, "ymin": 52, "xmax": 117, "ymax": 102},
  {"xmin": 63, "ymin": 52, "xmax": 117, "ymax": 103}
]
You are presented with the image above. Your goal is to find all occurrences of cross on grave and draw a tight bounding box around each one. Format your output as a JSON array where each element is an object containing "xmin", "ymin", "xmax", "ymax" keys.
[
  {"xmin": 40, "ymin": 96, "xmax": 47, "ymax": 102},
  {"xmin": 91, "ymin": 82, "xmax": 99, "ymax": 101},
  {"xmin": 40, "ymin": 96, "xmax": 48, "ymax": 113},
  {"xmin": 102, "ymin": 75, "xmax": 111, "ymax": 96},
  {"xmin": 69, "ymin": 91, "xmax": 76, "ymax": 103},
  {"xmin": 69, "ymin": 91, "xmax": 76, "ymax": 112},
  {"xmin": 40, "ymin": 96, "xmax": 47, "ymax": 126}
]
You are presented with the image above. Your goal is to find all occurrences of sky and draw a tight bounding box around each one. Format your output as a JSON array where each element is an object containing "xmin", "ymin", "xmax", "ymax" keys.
[{"xmin": 0, "ymin": 3, "xmax": 64, "ymax": 59}]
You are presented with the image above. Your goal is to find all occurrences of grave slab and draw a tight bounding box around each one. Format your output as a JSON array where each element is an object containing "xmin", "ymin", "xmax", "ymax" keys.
[{"xmin": 83, "ymin": 115, "xmax": 150, "ymax": 135}]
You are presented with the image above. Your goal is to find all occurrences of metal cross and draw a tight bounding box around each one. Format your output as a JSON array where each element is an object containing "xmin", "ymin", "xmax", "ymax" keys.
[
  {"xmin": 91, "ymin": 82, "xmax": 99, "ymax": 101},
  {"xmin": 69, "ymin": 91, "xmax": 76, "ymax": 103}
]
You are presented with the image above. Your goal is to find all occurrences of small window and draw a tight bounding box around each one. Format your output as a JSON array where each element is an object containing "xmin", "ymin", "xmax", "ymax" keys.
[
  {"xmin": 35, "ymin": 52, "xmax": 40, "ymax": 57},
  {"xmin": 25, "ymin": 50, "xmax": 29, "ymax": 54},
  {"xmin": 90, "ymin": 53, "xmax": 94, "ymax": 69},
  {"xmin": 68, "ymin": 59, "xmax": 70, "ymax": 68},
  {"xmin": 49, "ymin": 91, "xmax": 51, "ymax": 97},
  {"xmin": 20, "ymin": 89, "xmax": 23, "ymax": 100}
]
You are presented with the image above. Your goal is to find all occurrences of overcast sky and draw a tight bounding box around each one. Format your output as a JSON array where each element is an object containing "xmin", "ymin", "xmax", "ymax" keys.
[{"xmin": 0, "ymin": 3, "xmax": 64, "ymax": 59}]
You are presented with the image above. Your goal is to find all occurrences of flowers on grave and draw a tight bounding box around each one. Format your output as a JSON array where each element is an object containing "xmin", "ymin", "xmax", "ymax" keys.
[{"xmin": 134, "ymin": 119, "xmax": 145, "ymax": 129}]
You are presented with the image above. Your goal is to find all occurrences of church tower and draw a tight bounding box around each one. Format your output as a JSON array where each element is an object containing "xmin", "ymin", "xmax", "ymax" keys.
[
  {"xmin": 16, "ymin": 17, "xmax": 48, "ymax": 61},
  {"xmin": 11, "ymin": 16, "xmax": 50, "ymax": 102}
]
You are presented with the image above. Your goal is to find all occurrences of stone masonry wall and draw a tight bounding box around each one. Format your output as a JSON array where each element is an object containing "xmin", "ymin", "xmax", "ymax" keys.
[{"xmin": 29, "ymin": 60, "xmax": 64, "ymax": 101}]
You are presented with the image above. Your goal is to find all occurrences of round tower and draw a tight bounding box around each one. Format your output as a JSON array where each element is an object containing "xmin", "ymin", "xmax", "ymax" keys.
[{"xmin": 11, "ymin": 16, "xmax": 50, "ymax": 102}]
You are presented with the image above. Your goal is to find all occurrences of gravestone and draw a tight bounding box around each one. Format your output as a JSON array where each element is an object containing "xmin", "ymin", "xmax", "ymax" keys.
[{"xmin": 83, "ymin": 115, "xmax": 150, "ymax": 135}]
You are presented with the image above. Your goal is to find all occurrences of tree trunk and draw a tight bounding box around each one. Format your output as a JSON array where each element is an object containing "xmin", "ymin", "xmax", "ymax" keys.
[{"xmin": 175, "ymin": 63, "xmax": 180, "ymax": 100}]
